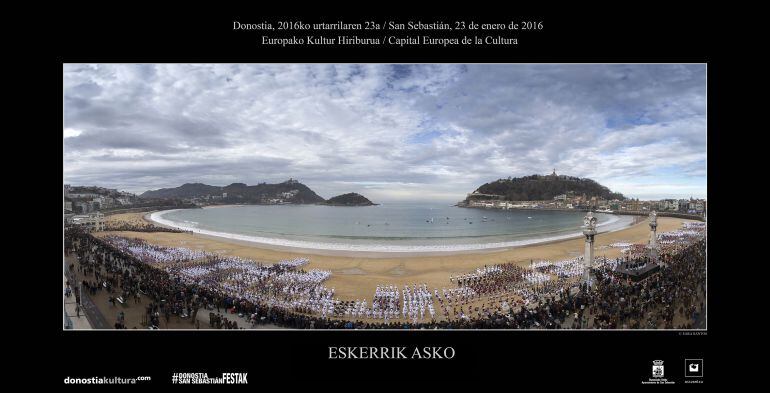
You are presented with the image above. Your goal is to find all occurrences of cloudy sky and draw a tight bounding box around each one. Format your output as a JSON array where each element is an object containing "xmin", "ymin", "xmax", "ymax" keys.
[{"xmin": 64, "ymin": 64, "xmax": 706, "ymax": 202}]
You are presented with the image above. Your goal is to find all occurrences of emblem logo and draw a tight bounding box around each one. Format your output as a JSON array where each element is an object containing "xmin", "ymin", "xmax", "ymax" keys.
[
  {"xmin": 685, "ymin": 359, "xmax": 704, "ymax": 378},
  {"xmin": 652, "ymin": 360, "xmax": 664, "ymax": 378}
]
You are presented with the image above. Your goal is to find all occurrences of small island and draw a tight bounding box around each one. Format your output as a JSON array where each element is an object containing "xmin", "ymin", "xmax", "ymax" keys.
[{"xmin": 319, "ymin": 192, "xmax": 377, "ymax": 206}]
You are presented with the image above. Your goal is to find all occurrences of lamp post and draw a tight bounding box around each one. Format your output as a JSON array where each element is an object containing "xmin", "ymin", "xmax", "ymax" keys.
[
  {"xmin": 582, "ymin": 212, "xmax": 597, "ymax": 285},
  {"xmin": 649, "ymin": 210, "xmax": 659, "ymax": 264}
]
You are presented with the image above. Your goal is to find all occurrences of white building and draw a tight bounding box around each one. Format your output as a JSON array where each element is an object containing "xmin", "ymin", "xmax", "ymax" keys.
[
  {"xmin": 67, "ymin": 212, "xmax": 104, "ymax": 232},
  {"xmin": 68, "ymin": 193, "xmax": 100, "ymax": 199}
]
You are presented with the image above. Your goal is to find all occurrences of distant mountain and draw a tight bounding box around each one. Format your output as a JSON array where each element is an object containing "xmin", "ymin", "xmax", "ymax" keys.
[
  {"xmin": 319, "ymin": 192, "xmax": 376, "ymax": 206},
  {"xmin": 140, "ymin": 183, "xmax": 222, "ymax": 199},
  {"xmin": 466, "ymin": 174, "xmax": 625, "ymax": 202},
  {"xmin": 140, "ymin": 179, "xmax": 325, "ymax": 204}
]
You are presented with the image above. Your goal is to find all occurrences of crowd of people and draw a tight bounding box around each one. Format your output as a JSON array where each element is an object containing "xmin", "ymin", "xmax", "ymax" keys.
[
  {"xmin": 589, "ymin": 238, "xmax": 706, "ymax": 328},
  {"xmin": 102, "ymin": 236, "xmax": 334, "ymax": 317},
  {"xmin": 105, "ymin": 236, "xmax": 208, "ymax": 264},
  {"xmin": 532, "ymin": 259, "xmax": 586, "ymax": 279},
  {"xmin": 64, "ymin": 220, "xmax": 706, "ymax": 329},
  {"xmin": 103, "ymin": 221, "xmax": 190, "ymax": 233},
  {"xmin": 209, "ymin": 312, "xmax": 239, "ymax": 329}
]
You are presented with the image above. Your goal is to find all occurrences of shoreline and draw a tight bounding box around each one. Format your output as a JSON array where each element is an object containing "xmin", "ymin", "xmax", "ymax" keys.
[
  {"xmin": 146, "ymin": 208, "xmax": 637, "ymax": 257},
  {"xmin": 105, "ymin": 211, "xmax": 692, "ymax": 300}
]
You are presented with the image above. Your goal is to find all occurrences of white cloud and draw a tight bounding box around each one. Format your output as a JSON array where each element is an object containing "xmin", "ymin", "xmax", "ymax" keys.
[
  {"xmin": 63, "ymin": 128, "xmax": 82, "ymax": 138},
  {"xmin": 63, "ymin": 64, "xmax": 707, "ymax": 200}
]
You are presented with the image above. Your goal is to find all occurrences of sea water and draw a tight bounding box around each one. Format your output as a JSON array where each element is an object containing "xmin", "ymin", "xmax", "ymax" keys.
[{"xmin": 151, "ymin": 203, "xmax": 633, "ymax": 253}]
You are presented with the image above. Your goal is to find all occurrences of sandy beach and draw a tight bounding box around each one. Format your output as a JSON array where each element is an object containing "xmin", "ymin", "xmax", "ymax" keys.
[{"xmin": 97, "ymin": 212, "xmax": 694, "ymax": 300}]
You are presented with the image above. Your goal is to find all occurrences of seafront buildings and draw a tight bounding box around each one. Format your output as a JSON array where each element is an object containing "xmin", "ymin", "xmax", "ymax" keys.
[
  {"xmin": 462, "ymin": 193, "xmax": 706, "ymax": 217},
  {"xmin": 64, "ymin": 185, "xmax": 140, "ymax": 214}
]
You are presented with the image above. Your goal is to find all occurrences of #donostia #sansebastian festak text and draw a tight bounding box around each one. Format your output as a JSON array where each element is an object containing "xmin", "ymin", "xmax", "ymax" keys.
[
  {"xmin": 233, "ymin": 20, "xmax": 543, "ymax": 47},
  {"xmin": 329, "ymin": 346, "xmax": 456, "ymax": 360}
]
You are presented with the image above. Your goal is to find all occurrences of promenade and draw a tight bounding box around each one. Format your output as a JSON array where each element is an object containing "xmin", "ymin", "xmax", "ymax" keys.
[{"xmin": 63, "ymin": 274, "xmax": 94, "ymax": 329}]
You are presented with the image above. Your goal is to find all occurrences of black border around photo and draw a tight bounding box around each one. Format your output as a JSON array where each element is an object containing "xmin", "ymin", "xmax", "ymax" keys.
[{"xmin": 46, "ymin": 6, "xmax": 733, "ymax": 386}]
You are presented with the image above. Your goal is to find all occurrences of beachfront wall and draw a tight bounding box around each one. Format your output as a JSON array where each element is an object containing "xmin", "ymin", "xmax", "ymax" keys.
[{"xmin": 614, "ymin": 211, "xmax": 705, "ymax": 221}]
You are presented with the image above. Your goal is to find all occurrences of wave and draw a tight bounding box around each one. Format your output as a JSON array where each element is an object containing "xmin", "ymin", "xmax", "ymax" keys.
[{"xmin": 149, "ymin": 210, "xmax": 633, "ymax": 253}]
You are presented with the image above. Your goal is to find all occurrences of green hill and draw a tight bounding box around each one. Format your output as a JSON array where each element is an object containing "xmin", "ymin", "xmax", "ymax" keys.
[
  {"xmin": 467, "ymin": 174, "xmax": 625, "ymax": 202},
  {"xmin": 140, "ymin": 183, "xmax": 221, "ymax": 199},
  {"xmin": 140, "ymin": 179, "xmax": 325, "ymax": 204},
  {"xmin": 319, "ymin": 192, "xmax": 376, "ymax": 206}
]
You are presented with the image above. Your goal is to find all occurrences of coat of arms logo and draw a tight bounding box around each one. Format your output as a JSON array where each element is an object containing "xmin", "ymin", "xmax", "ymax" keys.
[{"xmin": 652, "ymin": 360, "xmax": 664, "ymax": 378}]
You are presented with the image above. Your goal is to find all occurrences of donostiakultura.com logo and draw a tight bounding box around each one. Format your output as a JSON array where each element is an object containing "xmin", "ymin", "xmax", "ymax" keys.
[{"xmin": 64, "ymin": 376, "xmax": 151, "ymax": 384}]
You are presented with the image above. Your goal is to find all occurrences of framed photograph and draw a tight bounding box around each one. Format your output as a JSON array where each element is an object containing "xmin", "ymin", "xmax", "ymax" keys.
[{"xmin": 56, "ymin": 8, "xmax": 721, "ymax": 387}]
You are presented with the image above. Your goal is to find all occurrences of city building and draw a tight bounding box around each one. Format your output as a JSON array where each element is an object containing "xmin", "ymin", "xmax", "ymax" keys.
[{"xmin": 66, "ymin": 212, "xmax": 104, "ymax": 232}]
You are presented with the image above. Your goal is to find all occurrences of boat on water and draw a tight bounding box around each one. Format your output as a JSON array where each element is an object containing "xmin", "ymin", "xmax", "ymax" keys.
[{"xmin": 596, "ymin": 209, "xmax": 614, "ymax": 213}]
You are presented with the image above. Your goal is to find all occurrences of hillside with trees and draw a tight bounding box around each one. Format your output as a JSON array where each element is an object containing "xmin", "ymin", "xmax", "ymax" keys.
[
  {"xmin": 319, "ymin": 192, "xmax": 376, "ymax": 206},
  {"xmin": 141, "ymin": 179, "xmax": 325, "ymax": 204},
  {"xmin": 467, "ymin": 174, "xmax": 625, "ymax": 202}
]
